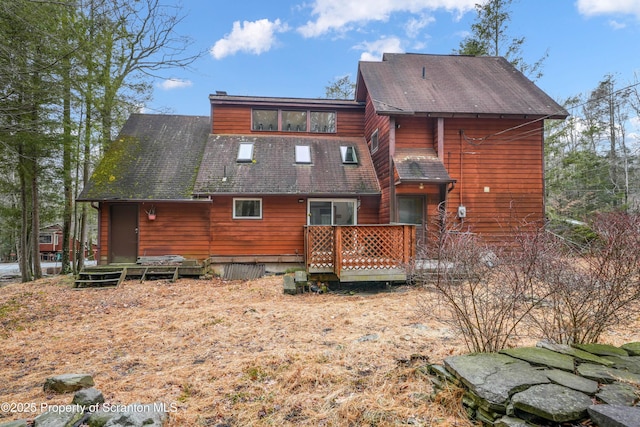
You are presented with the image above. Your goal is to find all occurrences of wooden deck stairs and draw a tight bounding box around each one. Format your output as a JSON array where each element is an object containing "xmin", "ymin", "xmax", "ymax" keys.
[
  {"xmin": 139, "ymin": 266, "xmax": 179, "ymax": 282},
  {"xmin": 74, "ymin": 257, "xmax": 209, "ymax": 288},
  {"xmin": 74, "ymin": 269, "xmax": 127, "ymax": 288}
]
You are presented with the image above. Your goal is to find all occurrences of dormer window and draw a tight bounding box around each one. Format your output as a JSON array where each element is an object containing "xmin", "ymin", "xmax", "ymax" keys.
[
  {"xmin": 311, "ymin": 111, "xmax": 336, "ymax": 133},
  {"xmin": 252, "ymin": 108, "xmax": 336, "ymax": 133},
  {"xmin": 295, "ymin": 145, "xmax": 311, "ymax": 164},
  {"xmin": 252, "ymin": 109, "xmax": 277, "ymax": 131},
  {"xmin": 237, "ymin": 142, "xmax": 254, "ymax": 162},
  {"xmin": 340, "ymin": 146, "xmax": 358, "ymax": 164},
  {"xmin": 282, "ymin": 111, "xmax": 307, "ymax": 132}
]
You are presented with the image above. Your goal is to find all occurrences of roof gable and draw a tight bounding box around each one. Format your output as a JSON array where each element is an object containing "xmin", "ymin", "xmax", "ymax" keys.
[{"xmin": 356, "ymin": 53, "xmax": 568, "ymax": 119}]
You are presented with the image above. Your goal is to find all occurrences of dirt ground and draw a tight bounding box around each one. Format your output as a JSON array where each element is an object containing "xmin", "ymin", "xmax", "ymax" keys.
[{"xmin": 1, "ymin": 275, "xmax": 639, "ymax": 426}]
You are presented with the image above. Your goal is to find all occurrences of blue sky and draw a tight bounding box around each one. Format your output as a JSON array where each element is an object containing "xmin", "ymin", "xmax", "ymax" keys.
[{"xmin": 146, "ymin": 0, "xmax": 640, "ymax": 120}]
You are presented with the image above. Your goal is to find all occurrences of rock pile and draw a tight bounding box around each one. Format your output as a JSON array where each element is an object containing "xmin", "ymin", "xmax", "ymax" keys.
[
  {"xmin": 0, "ymin": 374, "xmax": 168, "ymax": 427},
  {"xmin": 426, "ymin": 342, "xmax": 640, "ymax": 426}
]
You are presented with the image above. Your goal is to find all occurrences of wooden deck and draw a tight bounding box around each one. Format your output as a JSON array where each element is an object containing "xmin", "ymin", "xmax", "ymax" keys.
[{"xmin": 304, "ymin": 225, "xmax": 415, "ymax": 282}]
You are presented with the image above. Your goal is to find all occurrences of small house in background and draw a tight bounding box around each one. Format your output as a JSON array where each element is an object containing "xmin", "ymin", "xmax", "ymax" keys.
[
  {"xmin": 39, "ymin": 224, "xmax": 63, "ymax": 261},
  {"xmin": 39, "ymin": 224, "xmax": 96, "ymax": 262},
  {"xmin": 77, "ymin": 53, "xmax": 568, "ymax": 281}
]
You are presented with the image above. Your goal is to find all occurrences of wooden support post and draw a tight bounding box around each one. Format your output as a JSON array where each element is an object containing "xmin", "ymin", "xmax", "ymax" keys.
[{"xmin": 334, "ymin": 226, "xmax": 342, "ymax": 279}]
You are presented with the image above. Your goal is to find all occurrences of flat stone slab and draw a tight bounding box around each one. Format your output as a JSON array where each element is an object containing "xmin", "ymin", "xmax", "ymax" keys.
[
  {"xmin": 43, "ymin": 373, "xmax": 94, "ymax": 393},
  {"xmin": 621, "ymin": 342, "xmax": 640, "ymax": 356},
  {"xmin": 574, "ymin": 343, "xmax": 628, "ymax": 357},
  {"xmin": 72, "ymin": 387, "xmax": 104, "ymax": 406},
  {"xmin": 0, "ymin": 421, "xmax": 28, "ymax": 427},
  {"xmin": 596, "ymin": 382, "xmax": 640, "ymax": 406},
  {"xmin": 588, "ymin": 404, "xmax": 640, "ymax": 427},
  {"xmin": 444, "ymin": 353, "xmax": 549, "ymax": 411},
  {"xmin": 577, "ymin": 363, "xmax": 640, "ymax": 384},
  {"xmin": 495, "ymin": 416, "xmax": 537, "ymax": 427},
  {"xmin": 545, "ymin": 369, "xmax": 599, "ymax": 395},
  {"xmin": 537, "ymin": 341, "xmax": 614, "ymax": 366},
  {"xmin": 511, "ymin": 383, "xmax": 592, "ymax": 423},
  {"xmin": 602, "ymin": 355, "xmax": 640, "ymax": 374},
  {"xmin": 33, "ymin": 408, "xmax": 84, "ymax": 427},
  {"xmin": 102, "ymin": 403, "xmax": 168, "ymax": 427},
  {"xmin": 501, "ymin": 347, "xmax": 575, "ymax": 371}
]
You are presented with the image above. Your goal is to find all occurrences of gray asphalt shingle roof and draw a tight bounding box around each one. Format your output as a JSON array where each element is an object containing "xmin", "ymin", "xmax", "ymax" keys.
[
  {"xmin": 357, "ymin": 53, "xmax": 568, "ymax": 118},
  {"xmin": 78, "ymin": 115, "xmax": 381, "ymax": 201},
  {"xmin": 77, "ymin": 114, "xmax": 210, "ymax": 201},
  {"xmin": 194, "ymin": 134, "xmax": 380, "ymax": 195},
  {"xmin": 393, "ymin": 148, "xmax": 455, "ymax": 183}
]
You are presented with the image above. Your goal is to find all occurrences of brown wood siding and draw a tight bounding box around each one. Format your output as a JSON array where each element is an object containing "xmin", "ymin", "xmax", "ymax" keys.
[
  {"xmin": 442, "ymin": 118, "xmax": 545, "ymax": 244},
  {"xmin": 210, "ymin": 195, "xmax": 380, "ymax": 256},
  {"xmin": 137, "ymin": 202, "xmax": 211, "ymax": 260},
  {"xmin": 364, "ymin": 93, "xmax": 391, "ymax": 223},
  {"xmin": 97, "ymin": 202, "xmax": 211, "ymax": 263},
  {"xmin": 212, "ymin": 105, "xmax": 251, "ymax": 134},
  {"xmin": 395, "ymin": 116, "xmax": 435, "ymax": 149},
  {"xmin": 212, "ymin": 105, "xmax": 364, "ymax": 137}
]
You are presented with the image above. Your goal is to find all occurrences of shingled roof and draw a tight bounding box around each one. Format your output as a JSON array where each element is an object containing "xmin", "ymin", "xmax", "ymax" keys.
[
  {"xmin": 193, "ymin": 134, "xmax": 380, "ymax": 196},
  {"xmin": 356, "ymin": 53, "xmax": 568, "ymax": 119},
  {"xmin": 393, "ymin": 148, "xmax": 455, "ymax": 184},
  {"xmin": 77, "ymin": 114, "xmax": 210, "ymax": 201}
]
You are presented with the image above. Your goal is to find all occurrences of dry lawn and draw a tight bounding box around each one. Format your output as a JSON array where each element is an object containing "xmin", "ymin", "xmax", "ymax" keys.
[{"xmin": 1, "ymin": 275, "xmax": 638, "ymax": 426}]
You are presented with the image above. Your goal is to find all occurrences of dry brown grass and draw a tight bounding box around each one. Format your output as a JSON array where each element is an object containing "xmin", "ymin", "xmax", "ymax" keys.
[{"xmin": 1, "ymin": 275, "xmax": 638, "ymax": 426}]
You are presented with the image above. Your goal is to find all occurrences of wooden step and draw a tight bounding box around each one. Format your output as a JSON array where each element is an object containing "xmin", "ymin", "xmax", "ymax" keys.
[
  {"xmin": 140, "ymin": 266, "xmax": 179, "ymax": 282},
  {"xmin": 74, "ymin": 268, "xmax": 126, "ymax": 288}
]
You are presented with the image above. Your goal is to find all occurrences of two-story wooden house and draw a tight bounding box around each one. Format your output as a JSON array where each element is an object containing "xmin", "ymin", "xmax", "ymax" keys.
[{"xmin": 78, "ymin": 53, "xmax": 567, "ymax": 281}]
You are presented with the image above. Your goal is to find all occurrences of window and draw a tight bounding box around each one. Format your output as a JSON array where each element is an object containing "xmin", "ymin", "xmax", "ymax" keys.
[
  {"xmin": 370, "ymin": 129, "xmax": 379, "ymax": 153},
  {"xmin": 311, "ymin": 111, "xmax": 336, "ymax": 133},
  {"xmin": 295, "ymin": 145, "xmax": 311, "ymax": 164},
  {"xmin": 340, "ymin": 146, "xmax": 358, "ymax": 164},
  {"xmin": 252, "ymin": 109, "xmax": 278, "ymax": 131},
  {"xmin": 251, "ymin": 109, "xmax": 336, "ymax": 133},
  {"xmin": 39, "ymin": 234, "xmax": 53, "ymax": 244},
  {"xmin": 237, "ymin": 142, "xmax": 254, "ymax": 163},
  {"xmin": 397, "ymin": 196, "xmax": 424, "ymax": 224},
  {"xmin": 282, "ymin": 110, "xmax": 307, "ymax": 132},
  {"xmin": 308, "ymin": 199, "xmax": 357, "ymax": 225},
  {"xmin": 233, "ymin": 198, "xmax": 262, "ymax": 219}
]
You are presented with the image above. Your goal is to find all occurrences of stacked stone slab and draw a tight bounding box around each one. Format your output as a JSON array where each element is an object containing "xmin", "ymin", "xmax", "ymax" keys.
[
  {"xmin": 426, "ymin": 342, "xmax": 640, "ymax": 426},
  {"xmin": 0, "ymin": 374, "xmax": 168, "ymax": 427}
]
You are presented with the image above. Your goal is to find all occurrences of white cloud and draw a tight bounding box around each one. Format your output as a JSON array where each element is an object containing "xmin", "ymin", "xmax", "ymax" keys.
[
  {"xmin": 608, "ymin": 20, "xmax": 627, "ymax": 29},
  {"xmin": 158, "ymin": 78, "xmax": 193, "ymax": 90},
  {"xmin": 405, "ymin": 14, "xmax": 435, "ymax": 38},
  {"xmin": 298, "ymin": 0, "xmax": 477, "ymax": 38},
  {"xmin": 576, "ymin": 0, "xmax": 640, "ymax": 18},
  {"xmin": 356, "ymin": 36, "xmax": 404, "ymax": 61},
  {"xmin": 210, "ymin": 19, "xmax": 289, "ymax": 59}
]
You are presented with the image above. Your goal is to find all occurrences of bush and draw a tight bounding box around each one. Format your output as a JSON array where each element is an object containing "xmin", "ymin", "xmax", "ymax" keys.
[{"xmin": 416, "ymin": 211, "xmax": 640, "ymax": 351}]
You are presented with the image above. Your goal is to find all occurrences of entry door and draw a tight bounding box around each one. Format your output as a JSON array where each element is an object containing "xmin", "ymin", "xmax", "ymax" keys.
[
  {"xmin": 397, "ymin": 196, "xmax": 426, "ymax": 248},
  {"xmin": 109, "ymin": 204, "xmax": 138, "ymax": 263}
]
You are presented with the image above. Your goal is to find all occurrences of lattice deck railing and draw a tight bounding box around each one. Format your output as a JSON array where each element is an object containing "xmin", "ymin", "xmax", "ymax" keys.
[{"xmin": 305, "ymin": 225, "xmax": 415, "ymax": 280}]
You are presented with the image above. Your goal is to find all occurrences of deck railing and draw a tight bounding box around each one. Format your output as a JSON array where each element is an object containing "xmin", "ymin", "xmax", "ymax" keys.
[{"xmin": 304, "ymin": 224, "xmax": 416, "ymax": 281}]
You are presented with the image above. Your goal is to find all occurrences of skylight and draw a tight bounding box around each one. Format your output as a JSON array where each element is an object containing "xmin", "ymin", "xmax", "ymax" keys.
[
  {"xmin": 340, "ymin": 146, "xmax": 358, "ymax": 164},
  {"xmin": 237, "ymin": 142, "xmax": 254, "ymax": 163},
  {"xmin": 295, "ymin": 145, "xmax": 311, "ymax": 164}
]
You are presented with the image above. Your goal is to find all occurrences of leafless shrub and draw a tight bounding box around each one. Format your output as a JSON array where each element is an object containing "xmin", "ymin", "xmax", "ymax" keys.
[
  {"xmin": 530, "ymin": 212, "xmax": 640, "ymax": 344},
  {"xmin": 417, "ymin": 211, "xmax": 640, "ymax": 351},
  {"xmin": 416, "ymin": 216, "xmax": 545, "ymax": 353}
]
